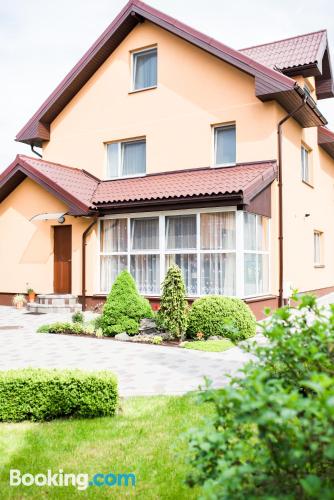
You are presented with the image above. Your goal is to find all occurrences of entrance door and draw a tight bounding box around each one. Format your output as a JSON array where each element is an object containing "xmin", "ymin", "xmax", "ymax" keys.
[{"xmin": 54, "ymin": 226, "xmax": 72, "ymax": 294}]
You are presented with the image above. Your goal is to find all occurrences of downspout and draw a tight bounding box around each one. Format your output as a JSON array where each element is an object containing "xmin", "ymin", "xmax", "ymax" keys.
[
  {"xmin": 30, "ymin": 144, "xmax": 42, "ymax": 158},
  {"xmin": 82, "ymin": 217, "xmax": 98, "ymax": 311},
  {"xmin": 277, "ymin": 97, "xmax": 307, "ymax": 307}
]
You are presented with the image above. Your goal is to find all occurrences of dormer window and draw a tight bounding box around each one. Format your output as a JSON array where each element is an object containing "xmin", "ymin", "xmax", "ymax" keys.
[
  {"xmin": 213, "ymin": 124, "xmax": 236, "ymax": 166},
  {"xmin": 107, "ymin": 139, "xmax": 146, "ymax": 179},
  {"xmin": 132, "ymin": 47, "xmax": 157, "ymax": 91}
]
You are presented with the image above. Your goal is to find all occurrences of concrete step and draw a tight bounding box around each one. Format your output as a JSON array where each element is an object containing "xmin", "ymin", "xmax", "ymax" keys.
[
  {"xmin": 36, "ymin": 294, "xmax": 79, "ymax": 306},
  {"xmin": 27, "ymin": 302, "xmax": 82, "ymax": 314}
]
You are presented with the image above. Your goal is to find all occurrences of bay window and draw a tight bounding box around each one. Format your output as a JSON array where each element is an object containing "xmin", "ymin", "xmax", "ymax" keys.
[{"xmin": 99, "ymin": 209, "xmax": 270, "ymax": 298}]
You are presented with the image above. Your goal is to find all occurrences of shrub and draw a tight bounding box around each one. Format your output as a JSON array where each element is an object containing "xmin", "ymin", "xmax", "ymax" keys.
[
  {"xmin": 72, "ymin": 311, "xmax": 84, "ymax": 323},
  {"xmin": 37, "ymin": 322, "xmax": 98, "ymax": 336},
  {"xmin": 187, "ymin": 296, "xmax": 256, "ymax": 341},
  {"xmin": 186, "ymin": 296, "xmax": 334, "ymax": 498},
  {"xmin": 152, "ymin": 335, "xmax": 163, "ymax": 345},
  {"xmin": 100, "ymin": 271, "xmax": 152, "ymax": 336},
  {"xmin": 157, "ymin": 265, "xmax": 188, "ymax": 339},
  {"xmin": 0, "ymin": 368, "xmax": 118, "ymax": 422}
]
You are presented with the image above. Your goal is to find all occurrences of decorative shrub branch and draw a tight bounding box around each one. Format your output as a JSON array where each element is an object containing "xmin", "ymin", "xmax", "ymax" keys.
[{"xmin": 157, "ymin": 265, "xmax": 188, "ymax": 339}]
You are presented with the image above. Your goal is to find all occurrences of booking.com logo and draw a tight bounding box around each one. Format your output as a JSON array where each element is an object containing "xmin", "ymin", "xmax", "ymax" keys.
[{"xmin": 9, "ymin": 469, "xmax": 136, "ymax": 490}]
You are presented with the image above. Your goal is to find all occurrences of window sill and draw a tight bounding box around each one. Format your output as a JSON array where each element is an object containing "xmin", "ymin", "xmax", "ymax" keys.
[
  {"xmin": 211, "ymin": 163, "xmax": 236, "ymax": 169},
  {"xmin": 302, "ymin": 180, "xmax": 314, "ymax": 188},
  {"xmin": 103, "ymin": 173, "xmax": 147, "ymax": 181},
  {"xmin": 129, "ymin": 85, "xmax": 157, "ymax": 95},
  {"xmin": 314, "ymin": 264, "xmax": 325, "ymax": 268}
]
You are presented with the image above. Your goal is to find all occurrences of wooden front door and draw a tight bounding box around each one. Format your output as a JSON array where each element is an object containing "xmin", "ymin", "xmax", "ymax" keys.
[{"xmin": 54, "ymin": 226, "xmax": 72, "ymax": 294}]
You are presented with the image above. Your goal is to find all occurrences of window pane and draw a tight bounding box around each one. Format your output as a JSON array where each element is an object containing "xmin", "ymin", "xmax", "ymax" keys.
[
  {"xmin": 100, "ymin": 219, "xmax": 127, "ymax": 253},
  {"xmin": 165, "ymin": 215, "xmax": 196, "ymax": 250},
  {"xmin": 106, "ymin": 143, "xmax": 119, "ymax": 178},
  {"xmin": 130, "ymin": 254, "xmax": 160, "ymax": 294},
  {"xmin": 244, "ymin": 253, "xmax": 257, "ymax": 296},
  {"xmin": 244, "ymin": 213, "xmax": 257, "ymax": 251},
  {"xmin": 314, "ymin": 233, "xmax": 320, "ymax": 264},
  {"xmin": 131, "ymin": 218, "xmax": 159, "ymax": 250},
  {"xmin": 257, "ymin": 216, "xmax": 269, "ymax": 251},
  {"xmin": 258, "ymin": 254, "xmax": 269, "ymax": 294},
  {"xmin": 122, "ymin": 140, "xmax": 146, "ymax": 176},
  {"xmin": 215, "ymin": 125, "xmax": 236, "ymax": 165},
  {"xmin": 166, "ymin": 254, "xmax": 197, "ymax": 295},
  {"xmin": 200, "ymin": 253, "xmax": 236, "ymax": 295},
  {"xmin": 201, "ymin": 212, "xmax": 235, "ymax": 250},
  {"xmin": 133, "ymin": 49, "xmax": 157, "ymax": 90},
  {"xmin": 100, "ymin": 255, "xmax": 127, "ymax": 293}
]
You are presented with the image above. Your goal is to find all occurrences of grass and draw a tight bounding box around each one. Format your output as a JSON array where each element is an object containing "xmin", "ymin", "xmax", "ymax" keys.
[
  {"xmin": 0, "ymin": 393, "xmax": 213, "ymax": 499},
  {"xmin": 182, "ymin": 338, "xmax": 235, "ymax": 352}
]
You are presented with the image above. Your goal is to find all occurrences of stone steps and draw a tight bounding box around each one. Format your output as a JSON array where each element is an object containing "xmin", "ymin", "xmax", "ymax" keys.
[{"xmin": 27, "ymin": 294, "xmax": 82, "ymax": 314}]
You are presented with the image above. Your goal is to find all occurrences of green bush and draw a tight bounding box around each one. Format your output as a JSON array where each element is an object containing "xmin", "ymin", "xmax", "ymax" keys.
[
  {"xmin": 186, "ymin": 296, "xmax": 334, "ymax": 498},
  {"xmin": 37, "ymin": 322, "xmax": 86, "ymax": 335},
  {"xmin": 186, "ymin": 296, "xmax": 256, "ymax": 341},
  {"xmin": 0, "ymin": 369, "xmax": 118, "ymax": 422},
  {"xmin": 72, "ymin": 311, "xmax": 84, "ymax": 323},
  {"xmin": 101, "ymin": 270, "xmax": 152, "ymax": 336},
  {"xmin": 157, "ymin": 265, "xmax": 188, "ymax": 339}
]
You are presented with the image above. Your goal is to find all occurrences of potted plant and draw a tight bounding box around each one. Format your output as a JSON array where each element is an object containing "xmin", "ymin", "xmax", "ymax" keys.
[
  {"xmin": 26, "ymin": 286, "xmax": 36, "ymax": 303},
  {"xmin": 13, "ymin": 294, "xmax": 26, "ymax": 309}
]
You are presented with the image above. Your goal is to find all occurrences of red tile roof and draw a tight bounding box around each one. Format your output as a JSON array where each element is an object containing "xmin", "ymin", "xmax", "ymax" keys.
[
  {"xmin": 0, "ymin": 156, "xmax": 277, "ymax": 213},
  {"xmin": 240, "ymin": 30, "xmax": 327, "ymax": 71},
  {"xmin": 93, "ymin": 161, "xmax": 277, "ymax": 206}
]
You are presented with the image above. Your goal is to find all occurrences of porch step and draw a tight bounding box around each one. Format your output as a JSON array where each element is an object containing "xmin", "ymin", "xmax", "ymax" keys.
[{"xmin": 27, "ymin": 294, "xmax": 82, "ymax": 314}]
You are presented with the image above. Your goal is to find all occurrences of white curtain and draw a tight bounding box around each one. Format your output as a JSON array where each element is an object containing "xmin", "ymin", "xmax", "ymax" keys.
[
  {"xmin": 200, "ymin": 253, "xmax": 235, "ymax": 295},
  {"xmin": 106, "ymin": 143, "xmax": 119, "ymax": 178},
  {"xmin": 215, "ymin": 125, "xmax": 236, "ymax": 165},
  {"xmin": 131, "ymin": 218, "xmax": 159, "ymax": 250},
  {"xmin": 100, "ymin": 219, "xmax": 127, "ymax": 253},
  {"xmin": 166, "ymin": 254, "xmax": 197, "ymax": 295},
  {"xmin": 166, "ymin": 215, "xmax": 196, "ymax": 250},
  {"xmin": 100, "ymin": 255, "xmax": 127, "ymax": 293},
  {"xmin": 130, "ymin": 255, "xmax": 159, "ymax": 294},
  {"xmin": 134, "ymin": 49, "xmax": 157, "ymax": 90},
  {"xmin": 200, "ymin": 212, "xmax": 235, "ymax": 250},
  {"xmin": 122, "ymin": 140, "xmax": 146, "ymax": 176},
  {"xmin": 244, "ymin": 213, "xmax": 257, "ymax": 251}
]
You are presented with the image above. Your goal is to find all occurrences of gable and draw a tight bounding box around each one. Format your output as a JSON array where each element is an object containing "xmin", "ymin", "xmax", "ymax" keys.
[{"xmin": 15, "ymin": 0, "xmax": 326, "ymax": 147}]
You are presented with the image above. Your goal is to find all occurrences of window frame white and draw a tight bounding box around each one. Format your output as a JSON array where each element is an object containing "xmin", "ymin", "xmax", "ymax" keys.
[
  {"xmin": 105, "ymin": 137, "xmax": 146, "ymax": 180},
  {"xmin": 97, "ymin": 207, "xmax": 271, "ymax": 298},
  {"xmin": 131, "ymin": 46, "xmax": 158, "ymax": 92},
  {"xmin": 313, "ymin": 230, "xmax": 323, "ymax": 266},
  {"xmin": 301, "ymin": 143, "xmax": 311, "ymax": 184},
  {"xmin": 212, "ymin": 123, "xmax": 237, "ymax": 168}
]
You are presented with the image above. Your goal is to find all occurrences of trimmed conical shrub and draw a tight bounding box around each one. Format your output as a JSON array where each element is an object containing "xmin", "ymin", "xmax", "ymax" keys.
[
  {"xmin": 157, "ymin": 265, "xmax": 188, "ymax": 339},
  {"xmin": 101, "ymin": 270, "xmax": 153, "ymax": 336}
]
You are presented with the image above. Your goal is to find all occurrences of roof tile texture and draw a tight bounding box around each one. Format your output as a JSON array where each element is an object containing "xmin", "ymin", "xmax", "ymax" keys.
[{"xmin": 240, "ymin": 30, "xmax": 327, "ymax": 70}]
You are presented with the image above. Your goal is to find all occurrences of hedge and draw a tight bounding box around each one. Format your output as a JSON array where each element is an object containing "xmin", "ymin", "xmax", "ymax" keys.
[{"xmin": 0, "ymin": 369, "xmax": 118, "ymax": 422}]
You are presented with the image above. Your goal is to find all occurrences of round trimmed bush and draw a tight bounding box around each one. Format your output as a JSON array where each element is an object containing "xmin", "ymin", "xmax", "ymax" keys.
[{"xmin": 187, "ymin": 296, "xmax": 256, "ymax": 341}]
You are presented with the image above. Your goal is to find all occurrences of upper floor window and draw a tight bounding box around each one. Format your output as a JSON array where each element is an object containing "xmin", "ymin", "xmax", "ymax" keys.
[
  {"xmin": 214, "ymin": 124, "xmax": 236, "ymax": 166},
  {"xmin": 107, "ymin": 139, "xmax": 146, "ymax": 179},
  {"xmin": 301, "ymin": 144, "xmax": 311, "ymax": 184},
  {"xmin": 132, "ymin": 48, "xmax": 157, "ymax": 91},
  {"xmin": 314, "ymin": 231, "xmax": 323, "ymax": 266}
]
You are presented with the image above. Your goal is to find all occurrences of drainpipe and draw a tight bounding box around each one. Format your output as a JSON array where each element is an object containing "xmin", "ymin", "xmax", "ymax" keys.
[
  {"xmin": 30, "ymin": 144, "xmax": 42, "ymax": 158},
  {"xmin": 82, "ymin": 218, "xmax": 98, "ymax": 311},
  {"xmin": 277, "ymin": 97, "xmax": 307, "ymax": 307}
]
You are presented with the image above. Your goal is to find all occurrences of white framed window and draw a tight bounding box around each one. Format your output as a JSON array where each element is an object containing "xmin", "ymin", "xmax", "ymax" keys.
[
  {"xmin": 98, "ymin": 208, "xmax": 270, "ymax": 298},
  {"xmin": 106, "ymin": 139, "xmax": 146, "ymax": 179},
  {"xmin": 314, "ymin": 231, "xmax": 323, "ymax": 266},
  {"xmin": 301, "ymin": 144, "xmax": 311, "ymax": 184},
  {"xmin": 132, "ymin": 47, "xmax": 157, "ymax": 91},
  {"xmin": 213, "ymin": 124, "xmax": 236, "ymax": 166},
  {"xmin": 243, "ymin": 212, "xmax": 270, "ymax": 297}
]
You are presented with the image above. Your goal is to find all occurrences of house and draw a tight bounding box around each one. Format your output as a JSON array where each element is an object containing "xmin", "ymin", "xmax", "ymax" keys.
[{"xmin": 1, "ymin": 0, "xmax": 334, "ymax": 318}]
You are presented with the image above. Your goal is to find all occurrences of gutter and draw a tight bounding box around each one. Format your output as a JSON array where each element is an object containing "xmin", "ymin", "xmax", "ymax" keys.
[
  {"xmin": 82, "ymin": 217, "xmax": 98, "ymax": 311},
  {"xmin": 277, "ymin": 97, "xmax": 307, "ymax": 307}
]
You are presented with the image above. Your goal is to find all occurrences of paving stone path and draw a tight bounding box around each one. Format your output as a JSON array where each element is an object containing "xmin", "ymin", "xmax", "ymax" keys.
[{"xmin": 0, "ymin": 306, "xmax": 254, "ymax": 397}]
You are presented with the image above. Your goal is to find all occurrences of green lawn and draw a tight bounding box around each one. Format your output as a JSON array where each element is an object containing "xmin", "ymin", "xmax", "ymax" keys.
[
  {"xmin": 182, "ymin": 339, "xmax": 235, "ymax": 352},
  {"xmin": 0, "ymin": 393, "xmax": 213, "ymax": 499}
]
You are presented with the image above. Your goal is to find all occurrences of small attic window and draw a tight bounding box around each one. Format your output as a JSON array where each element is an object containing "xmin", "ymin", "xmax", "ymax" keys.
[{"xmin": 132, "ymin": 47, "xmax": 157, "ymax": 91}]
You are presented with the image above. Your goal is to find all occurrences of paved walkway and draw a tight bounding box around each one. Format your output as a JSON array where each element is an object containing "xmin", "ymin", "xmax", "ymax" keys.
[{"xmin": 0, "ymin": 306, "xmax": 253, "ymax": 397}]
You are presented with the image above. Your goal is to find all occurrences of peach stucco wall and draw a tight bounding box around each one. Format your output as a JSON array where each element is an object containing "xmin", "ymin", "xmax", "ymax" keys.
[
  {"xmin": 42, "ymin": 21, "xmax": 278, "ymax": 177},
  {"xmin": 0, "ymin": 178, "xmax": 95, "ymax": 295}
]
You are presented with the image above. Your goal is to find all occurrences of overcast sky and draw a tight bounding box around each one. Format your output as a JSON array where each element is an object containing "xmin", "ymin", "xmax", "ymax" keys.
[{"xmin": 1, "ymin": 0, "xmax": 334, "ymax": 171}]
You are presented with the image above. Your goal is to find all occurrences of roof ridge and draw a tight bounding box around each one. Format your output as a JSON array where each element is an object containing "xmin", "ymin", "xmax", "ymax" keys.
[{"xmin": 240, "ymin": 29, "xmax": 327, "ymax": 52}]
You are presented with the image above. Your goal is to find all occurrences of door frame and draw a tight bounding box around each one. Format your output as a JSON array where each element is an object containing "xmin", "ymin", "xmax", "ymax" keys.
[{"xmin": 53, "ymin": 225, "xmax": 72, "ymax": 294}]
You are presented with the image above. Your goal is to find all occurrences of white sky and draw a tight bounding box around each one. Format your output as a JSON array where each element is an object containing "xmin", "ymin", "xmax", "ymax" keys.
[{"xmin": 1, "ymin": 0, "xmax": 334, "ymax": 171}]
